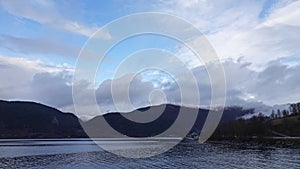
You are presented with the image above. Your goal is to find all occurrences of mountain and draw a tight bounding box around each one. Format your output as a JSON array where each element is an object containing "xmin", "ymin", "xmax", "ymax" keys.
[
  {"xmin": 0, "ymin": 100, "xmax": 85, "ymax": 138},
  {"xmin": 83, "ymin": 105, "xmax": 253, "ymax": 138},
  {"xmin": 0, "ymin": 100, "xmax": 254, "ymax": 138}
]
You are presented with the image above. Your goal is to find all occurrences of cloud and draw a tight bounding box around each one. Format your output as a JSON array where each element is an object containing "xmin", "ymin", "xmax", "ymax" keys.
[
  {"xmin": 1, "ymin": 54, "xmax": 300, "ymax": 119},
  {"xmin": 155, "ymin": 0, "xmax": 300, "ymax": 70},
  {"xmin": 262, "ymin": 0, "xmax": 300, "ymax": 27},
  {"xmin": 96, "ymin": 74, "xmax": 156, "ymax": 113},
  {"xmin": 0, "ymin": 55, "xmax": 157, "ymax": 119},
  {"xmin": 247, "ymin": 60, "xmax": 300, "ymax": 105},
  {"xmin": 0, "ymin": 34, "xmax": 80, "ymax": 57},
  {"xmin": 0, "ymin": 55, "xmax": 73, "ymax": 101},
  {"xmin": 27, "ymin": 72, "xmax": 73, "ymax": 108},
  {"xmin": 199, "ymin": 58, "xmax": 300, "ymax": 106},
  {"xmin": 158, "ymin": 56, "xmax": 300, "ymax": 113},
  {"xmin": 0, "ymin": 0, "xmax": 111, "ymax": 39},
  {"xmin": 156, "ymin": 0, "xmax": 262, "ymax": 33}
]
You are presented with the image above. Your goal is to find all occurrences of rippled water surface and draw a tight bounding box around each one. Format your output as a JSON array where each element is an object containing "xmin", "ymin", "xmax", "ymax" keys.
[{"xmin": 0, "ymin": 138, "xmax": 299, "ymax": 168}]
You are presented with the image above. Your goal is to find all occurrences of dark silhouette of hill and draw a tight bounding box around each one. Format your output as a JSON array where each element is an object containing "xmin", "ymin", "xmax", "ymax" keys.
[
  {"xmin": 0, "ymin": 100, "xmax": 253, "ymax": 138},
  {"xmin": 0, "ymin": 100, "xmax": 85, "ymax": 138},
  {"xmin": 84, "ymin": 104, "xmax": 206, "ymax": 138},
  {"xmin": 84, "ymin": 105, "xmax": 252, "ymax": 138}
]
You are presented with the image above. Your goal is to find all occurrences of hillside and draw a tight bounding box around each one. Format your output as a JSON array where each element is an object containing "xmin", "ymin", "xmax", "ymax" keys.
[
  {"xmin": 0, "ymin": 100, "xmax": 253, "ymax": 139},
  {"xmin": 211, "ymin": 113, "xmax": 300, "ymax": 139},
  {"xmin": 0, "ymin": 100, "xmax": 85, "ymax": 138},
  {"xmin": 270, "ymin": 114, "xmax": 300, "ymax": 136},
  {"xmin": 84, "ymin": 105, "xmax": 252, "ymax": 138}
]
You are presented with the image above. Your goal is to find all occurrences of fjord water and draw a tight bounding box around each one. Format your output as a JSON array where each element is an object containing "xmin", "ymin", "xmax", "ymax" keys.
[{"xmin": 0, "ymin": 139, "xmax": 299, "ymax": 168}]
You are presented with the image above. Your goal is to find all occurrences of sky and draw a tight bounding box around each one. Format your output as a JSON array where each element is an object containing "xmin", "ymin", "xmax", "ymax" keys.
[{"xmin": 0, "ymin": 0, "xmax": 300, "ymax": 120}]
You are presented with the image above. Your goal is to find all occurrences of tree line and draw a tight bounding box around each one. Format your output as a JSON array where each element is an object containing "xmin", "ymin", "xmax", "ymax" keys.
[
  {"xmin": 211, "ymin": 102, "xmax": 300, "ymax": 140},
  {"xmin": 270, "ymin": 103, "xmax": 300, "ymax": 119}
]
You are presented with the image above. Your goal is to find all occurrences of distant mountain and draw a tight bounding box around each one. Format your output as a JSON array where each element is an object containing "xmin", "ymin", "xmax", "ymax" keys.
[
  {"xmin": 0, "ymin": 100, "xmax": 254, "ymax": 138},
  {"xmin": 0, "ymin": 100, "xmax": 85, "ymax": 138}
]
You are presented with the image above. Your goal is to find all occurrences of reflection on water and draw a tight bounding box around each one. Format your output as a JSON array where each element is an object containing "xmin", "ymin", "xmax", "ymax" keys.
[{"xmin": 0, "ymin": 138, "xmax": 299, "ymax": 168}]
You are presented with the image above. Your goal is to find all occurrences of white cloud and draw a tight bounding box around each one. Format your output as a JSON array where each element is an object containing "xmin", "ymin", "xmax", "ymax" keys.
[
  {"xmin": 163, "ymin": 58, "xmax": 300, "ymax": 114},
  {"xmin": 0, "ymin": 0, "xmax": 111, "ymax": 39},
  {"xmin": 0, "ymin": 55, "xmax": 73, "ymax": 73},
  {"xmin": 0, "ymin": 34, "xmax": 80, "ymax": 57},
  {"xmin": 156, "ymin": 0, "xmax": 300, "ymax": 70},
  {"xmin": 96, "ymin": 74, "xmax": 156, "ymax": 113},
  {"xmin": 262, "ymin": 0, "xmax": 300, "ymax": 27},
  {"xmin": 27, "ymin": 72, "xmax": 73, "ymax": 108},
  {"xmin": 0, "ymin": 55, "xmax": 73, "ymax": 102}
]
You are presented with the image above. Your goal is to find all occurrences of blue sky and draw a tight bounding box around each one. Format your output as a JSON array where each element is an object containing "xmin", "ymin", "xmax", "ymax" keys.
[
  {"xmin": 0, "ymin": 0, "xmax": 181, "ymax": 83},
  {"xmin": 0, "ymin": 0, "xmax": 293, "ymax": 67},
  {"xmin": 0, "ymin": 0, "xmax": 300, "ymax": 119}
]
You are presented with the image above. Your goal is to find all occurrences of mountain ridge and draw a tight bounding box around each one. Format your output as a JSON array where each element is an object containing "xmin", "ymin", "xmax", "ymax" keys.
[{"xmin": 0, "ymin": 100, "xmax": 254, "ymax": 138}]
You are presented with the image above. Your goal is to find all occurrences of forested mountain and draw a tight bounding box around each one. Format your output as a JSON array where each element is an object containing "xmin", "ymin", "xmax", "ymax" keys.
[
  {"xmin": 0, "ymin": 100, "xmax": 85, "ymax": 138},
  {"xmin": 0, "ymin": 100, "xmax": 258, "ymax": 138}
]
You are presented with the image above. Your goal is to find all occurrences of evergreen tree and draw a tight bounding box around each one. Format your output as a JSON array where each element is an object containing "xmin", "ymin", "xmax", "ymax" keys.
[
  {"xmin": 282, "ymin": 110, "xmax": 289, "ymax": 117},
  {"xmin": 270, "ymin": 110, "xmax": 276, "ymax": 119},
  {"xmin": 277, "ymin": 109, "xmax": 282, "ymax": 118}
]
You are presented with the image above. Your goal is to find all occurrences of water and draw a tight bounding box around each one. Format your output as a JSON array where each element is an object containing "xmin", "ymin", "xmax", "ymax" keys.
[{"xmin": 0, "ymin": 138, "xmax": 299, "ymax": 168}]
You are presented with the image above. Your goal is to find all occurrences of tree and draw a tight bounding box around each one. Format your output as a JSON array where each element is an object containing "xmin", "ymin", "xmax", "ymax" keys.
[
  {"xmin": 290, "ymin": 103, "xmax": 300, "ymax": 115},
  {"xmin": 270, "ymin": 110, "xmax": 276, "ymax": 119},
  {"xmin": 277, "ymin": 109, "xmax": 282, "ymax": 118},
  {"xmin": 297, "ymin": 103, "xmax": 300, "ymax": 114},
  {"xmin": 282, "ymin": 110, "xmax": 289, "ymax": 117}
]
